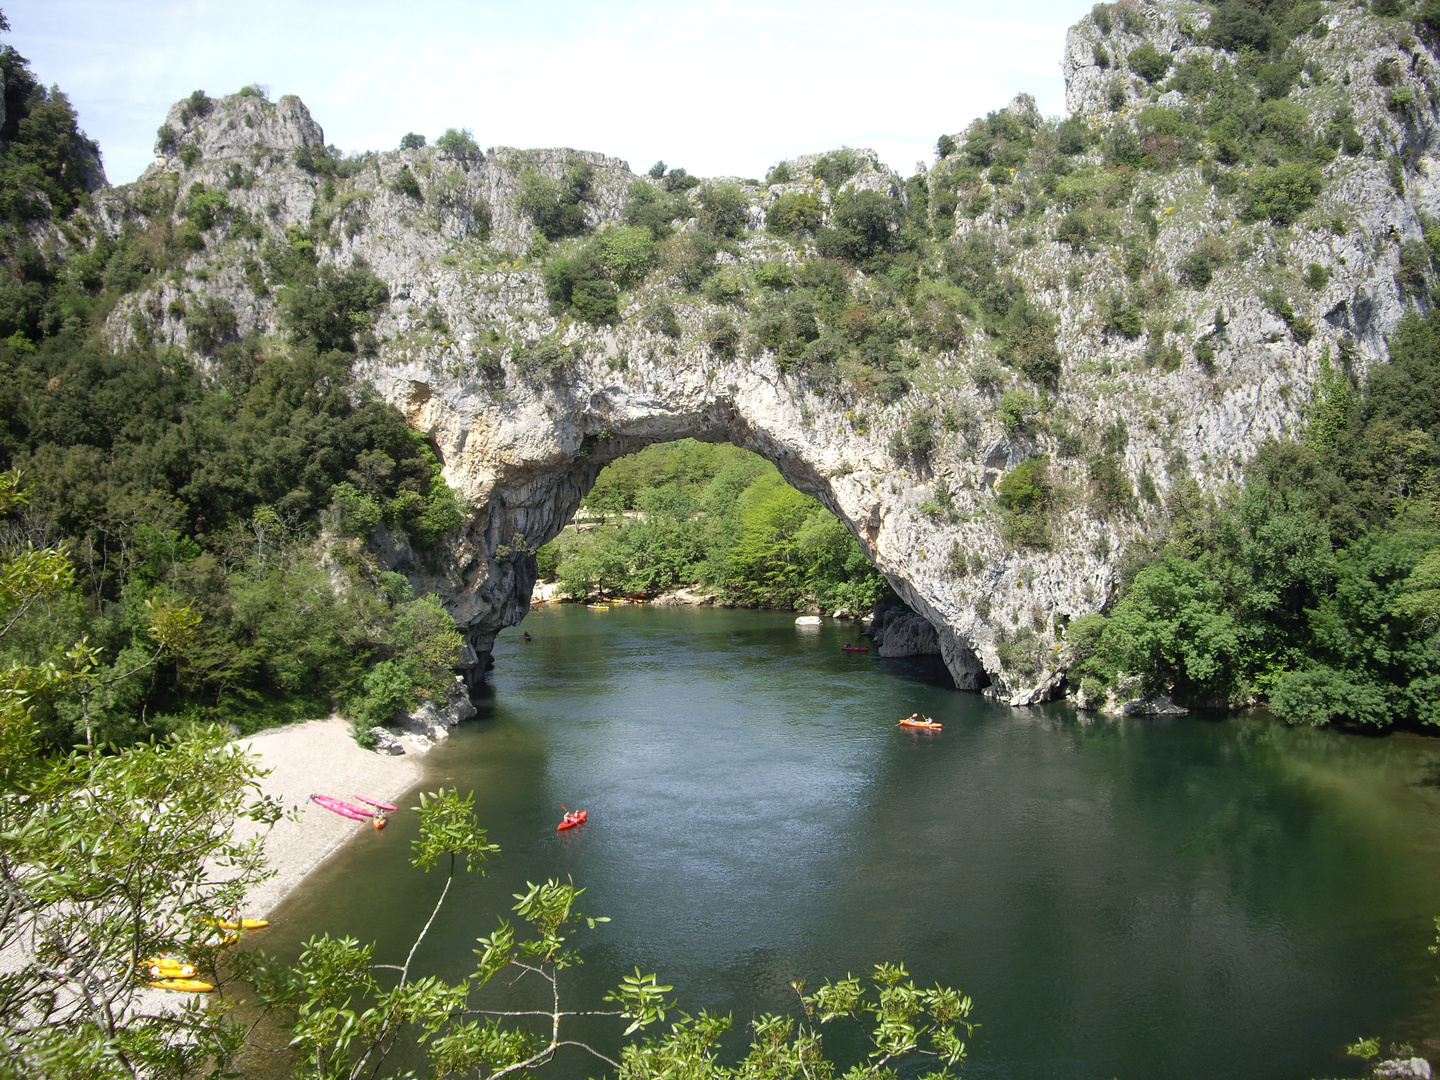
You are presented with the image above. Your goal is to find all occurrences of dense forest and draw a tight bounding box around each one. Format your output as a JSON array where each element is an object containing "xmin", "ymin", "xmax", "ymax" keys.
[
  {"xmin": 537, "ymin": 439, "xmax": 889, "ymax": 613},
  {"xmin": 1069, "ymin": 314, "xmax": 1440, "ymax": 726},
  {"xmin": 0, "ymin": 35, "xmax": 474, "ymax": 744}
]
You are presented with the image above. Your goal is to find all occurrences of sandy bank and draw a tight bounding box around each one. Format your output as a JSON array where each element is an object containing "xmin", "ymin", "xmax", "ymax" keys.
[{"xmin": 234, "ymin": 717, "xmax": 424, "ymax": 918}]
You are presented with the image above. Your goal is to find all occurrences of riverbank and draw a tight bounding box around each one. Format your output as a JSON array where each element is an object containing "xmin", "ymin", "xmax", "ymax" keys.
[{"xmin": 232, "ymin": 717, "xmax": 424, "ymax": 918}]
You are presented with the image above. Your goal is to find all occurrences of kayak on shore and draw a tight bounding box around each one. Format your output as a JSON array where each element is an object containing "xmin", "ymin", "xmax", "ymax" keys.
[{"xmin": 310, "ymin": 794, "xmax": 373, "ymax": 821}]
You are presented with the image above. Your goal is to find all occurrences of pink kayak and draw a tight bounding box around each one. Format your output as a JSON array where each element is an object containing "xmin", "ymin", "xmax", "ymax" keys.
[
  {"xmin": 351, "ymin": 794, "xmax": 398, "ymax": 813},
  {"xmin": 310, "ymin": 794, "xmax": 373, "ymax": 821}
]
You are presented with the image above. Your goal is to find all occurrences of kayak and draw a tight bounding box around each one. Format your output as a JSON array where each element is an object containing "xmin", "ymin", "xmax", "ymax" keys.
[
  {"xmin": 557, "ymin": 809, "xmax": 588, "ymax": 831},
  {"xmin": 204, "ymin": 917, "xmax": 268, "ymax": 931},
  {"xmin": 898, "ymin": 715, "xmax": 942, "ymax": 730},
  {"xmin": 841, "ymin": 645, "xmax": 870, "ymax": 653},
  {"xmin": 142, "ymin": 958, "xmax": 197, "ymax": 978},
  {"xmin": 149, "ymin": 977, "xmax": 214, "ymax": 993},
  {"xmin": 351, "ymin": 794, "xmax": 398, "ymax": 813},
  {"xmin": 310, "ymin": 794, "xmax": 373, "ymax": 821}
]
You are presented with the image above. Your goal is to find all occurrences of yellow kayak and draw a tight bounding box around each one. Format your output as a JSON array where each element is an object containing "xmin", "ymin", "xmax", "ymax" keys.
[
  {"xmin": 203, "ymin": 917, "xmax": 268, "ymax": 931},
  {"xmin": 142, "ymin": 958, "xmax": 197, "ymax": 978},
  {"xmin": 149, "ymin": 977, "xmax": 215, "ymax": 993}
]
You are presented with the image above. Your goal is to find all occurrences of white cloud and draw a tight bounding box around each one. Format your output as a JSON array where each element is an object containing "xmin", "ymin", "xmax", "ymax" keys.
[{"xmin": 10, "ymin": 0, "xmax": 1087, "ymax": 184}]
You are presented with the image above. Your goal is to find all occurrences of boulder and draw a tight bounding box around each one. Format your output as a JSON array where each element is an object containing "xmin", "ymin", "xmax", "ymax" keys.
[
  {"xmin": 1119, "ymin": 694, "xmax": 1189, "ymax": 717},
  {"xmin": 1375, "ymin": 1059, "xmax": 1432, "ymax": 1080},
  {"xmin": 403, "ymin": 701, "xmax": 452, "ymax": 741},
  {"xmin": 443, "ymin": 677, "xmax": 477, "ymax": 723},
  {"xmin": 795, "ymin": 615, "xmax": 822, "ymax": 626},
  {"xmin": 877, "ymin": 614, "xmax": 941, "ymax": 658},
  {"xmin": 369, "ymin": 727, "xmax": 405, "ymax": 755}
]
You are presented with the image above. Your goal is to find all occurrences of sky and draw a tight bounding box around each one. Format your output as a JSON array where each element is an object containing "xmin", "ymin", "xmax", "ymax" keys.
[{"xmin": 9, "ymin": 0, "xmax": 1089, "ymax": 186}]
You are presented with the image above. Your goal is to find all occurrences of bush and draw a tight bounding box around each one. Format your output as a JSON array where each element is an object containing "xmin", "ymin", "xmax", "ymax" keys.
[
  {"xmin": 996, "ymin": 456, "xmax": 1052, "ymax": 548},
  {"xmin": 389, "ymin": 165, "xmax": 422, "ymax": 200},
  {"xmin": 767, "ymin": 192, "xmax": 823, "ymax": 235},
  {"xmin": 1240, "ymin": 163, "xmax": 1322, "ymax": 226},
  {"xmin": 999, "ymin": 390, "xmax": 1039, "ymax": 434},
  {"xmin": 518, "ymin": 160, "xmax": 594, "ymax": 240},
  {"xmin": 1127, "ymin": 43, "xmax": 1172, "ymax": 84},
  {"xmin": 888, "ymin": 410, "xmax": 937, "ymax": 464},
  {"xmin": 812, "ymin": 149, "xmax": 861, "ymax": 188},
  {"xmin": 1207, "ymin": 0, "xmax": 1274, "ymax": 51},
  {"xmin": 184, "ymin": 295, "xmax": 236, "ymax": 354},
  {"xmin": 936, "ymin": 134, "xmax": 957, "ymax": 158},
  {"xmin": 593, "ymin": 225, "xmax": 655, "ymax": 284},
  {"xmin": 398, "ymin": 132, "xmax": 426, "ymax": 150},
  {"xmin": 435, "ymin": 127, "xmax": 482, "ymax": 164},
  {"xmin": 706, "ymin": 314, "xmax": 739, "ymax": 359},
  {"xmin": 1093, "ymin": 43, "xmax": 1110, "ymax": 69},
  {"xmin": 697, "ymin": 182, "xmax": 747, "ymax": 238}
]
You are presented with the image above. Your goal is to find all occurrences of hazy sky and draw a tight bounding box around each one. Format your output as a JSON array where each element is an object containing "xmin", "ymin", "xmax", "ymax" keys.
[{"xmin": 10, "ymin": 0, "xmax": 1088, "ymax": 185}]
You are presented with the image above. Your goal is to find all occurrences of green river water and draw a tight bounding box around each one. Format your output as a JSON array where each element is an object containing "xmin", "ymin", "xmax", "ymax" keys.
[{"xmin": 265, "ymin": 605, "xmax": 1440, "ymax": 1079}]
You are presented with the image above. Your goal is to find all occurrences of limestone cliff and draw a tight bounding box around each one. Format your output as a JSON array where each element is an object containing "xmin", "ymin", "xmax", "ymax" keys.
[{"xmin": 84, "ymin": 1, "xmax": 1440, "ymax": 703}]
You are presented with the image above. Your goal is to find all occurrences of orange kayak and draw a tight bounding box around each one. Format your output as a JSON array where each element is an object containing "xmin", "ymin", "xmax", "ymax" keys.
[
  {"xmin": 898, "ymin": 715, "xmax": 941, "ymax": 730},
  {"xmin": 841, "ymin": 645, "xmax": 870, "ymax": 653},
  {"xmin": 557, "ymin": 809, "xmax": 588, "ymax": 831}
]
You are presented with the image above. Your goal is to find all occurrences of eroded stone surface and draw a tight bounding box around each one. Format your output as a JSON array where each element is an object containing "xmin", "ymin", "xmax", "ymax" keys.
[{"xmin": 86, "ymin": 2, "xmax": 1440, "ymax": 703}]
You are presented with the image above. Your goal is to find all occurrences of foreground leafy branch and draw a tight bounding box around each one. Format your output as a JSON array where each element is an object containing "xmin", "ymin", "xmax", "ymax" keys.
[{"xmin": 238, "ymin": 788, "xmax": 977, "ymax": 1079}]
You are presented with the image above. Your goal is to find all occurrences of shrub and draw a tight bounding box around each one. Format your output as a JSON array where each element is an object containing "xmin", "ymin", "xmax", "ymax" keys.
[
  {"xmin": 698, "ymin": 182, "xmax": 747, "ymax": 238},
  {"xmin": 1055, "ymin": 116, "xmax": 1092, "ymax": 155},
  {"xmin": 518, "ymin": 160, "xmax": 595, "ymax": 240},
  {"xmin": 389, "ymin": 165, "xmax": 422, "ymax": 200},
  {"xmin": 435, "ymin": 127, "xmax": 482, "ymax": 165},
  {"xmin": 996, "ymin": 456, "xmax": 1052, "ymax": 548},
  {"xmin": 999, "ymin": 390, "xmax": 1039, "ymax": 434},
  {"xmin": 1093, "ymin": 43, "xmax": 1111, "ymax": 69},
  {"xmin": 1087, "ymin": 454, "xmax": 1134, "ymax": 515},
  {"xmin": 766, "ymin": 160, "xmax": 793, "ymax": 183},
  {"xmin": 936, "ymin": 134, "xmax": 957, "ymax": 158},
  {"xmin": 183, "ymin": 182, "xmax": 229, "ymax": 230},
  {"xmin": 1092, "ymin": 3, "xmax": 1113, "ymax": 34},
  {"xmin": 1208, "ymin": 0, "xmax": 1274, "ymax": 51},
  {"xmin": 398, "ymin": 132, "xmax": 426, "ymax": 150},
  {"xmin": 184, "ymin": 295, "xmax": 237, "ymax": 354},
  {"xmin": 1177, "ymin": 250, "xmax": 1214, "ymax": 288},
  {"xmin": 593, "ymin": 225, "xmax": 655, "ymax": 284},
  {"xmin": 818, "ymin": 189, "xmax": 900, "ymax": 266},
  {"xmin": 178, "ymin": 90, "xmax": 212, "ymax": 125},
  {"xmin": 888, "ymin": 410, "xmax": 937, "ymax": 464},
  {"xmin": 702, "ymin": 266, "xmax": 747, "ymax": 306},
  {"xmin": 706, "ymin": 314, "xmax": 739, "ymax": 359},
  {"xmin": 767, "ymin": 192, "xmax": 823, "ymax": 235},
  {"xmin": 812, "ymin": 148, "xmax": 861, "ymax": 188},
  {"xmin": 1304, "ymin": 263, "xmax": 1330, "ymax": 291},
  {"xmin": 1127, "ymin": 43, "xmax": 1171, "ymax": 84},
  {"xmin": 1240, "ymin": 163, "xmax": 1322, "ymax": 226},
  {"xmin": 661, "ymin": 166, "xmax": 700, "ymax": 192}
]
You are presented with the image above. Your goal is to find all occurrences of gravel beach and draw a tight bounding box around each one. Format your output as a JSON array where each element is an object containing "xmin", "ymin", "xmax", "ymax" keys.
[{"xmin": 233, "ymin": 717, "xmax": 425, "ymax": 918}]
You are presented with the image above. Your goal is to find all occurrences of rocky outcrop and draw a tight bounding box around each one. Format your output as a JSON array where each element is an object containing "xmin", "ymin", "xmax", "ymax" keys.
[
  {"xmin": 398, "ymin": 678, "xmax": 478, "ymax": 743},
  {"xmin": 86, "ymin": 4, "xmax": 1440, "ymax": 704},
  {"xmin": 1374, "ymin": 1059, "xmax": 1433, "ymax": 1080},
  {"xmin": 369, "ymin": 727, "xmax": 406, "ymax": 755}
]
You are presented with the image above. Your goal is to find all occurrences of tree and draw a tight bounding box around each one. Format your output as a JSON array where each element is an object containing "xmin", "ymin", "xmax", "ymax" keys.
[{"xmin": 0, "ymin": 469, "xmax": 281, "ymax": 1079}]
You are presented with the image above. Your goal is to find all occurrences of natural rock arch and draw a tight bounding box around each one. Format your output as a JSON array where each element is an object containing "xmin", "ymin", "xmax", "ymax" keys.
[{"xmin": 391, "ymin": 366, "xmax": 1002, "ymax": 696}]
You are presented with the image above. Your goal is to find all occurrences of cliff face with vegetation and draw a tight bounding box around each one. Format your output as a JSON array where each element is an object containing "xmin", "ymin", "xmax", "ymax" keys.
[{"xmin": 73, "ymin": 0, "xmax": 1440, "ymax": 702}]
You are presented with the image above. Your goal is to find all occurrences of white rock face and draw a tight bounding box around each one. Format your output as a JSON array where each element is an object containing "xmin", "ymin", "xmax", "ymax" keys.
[{"xmin": 85, "ymin": 4, "xmax": 1440, "ymax": 705}]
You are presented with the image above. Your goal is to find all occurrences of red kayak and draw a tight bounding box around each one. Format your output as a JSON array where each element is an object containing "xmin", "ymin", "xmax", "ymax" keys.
[
  {"xmin": 310, "ymin": 794, "xmax": 373, "ymax": 821},
  {"xmin": 841, "ymin": 645, "xmax": 870, "ymax": 653},
  {"xmin": 557, "ymin": 806, "xmax": 588, "ymax": 831}
]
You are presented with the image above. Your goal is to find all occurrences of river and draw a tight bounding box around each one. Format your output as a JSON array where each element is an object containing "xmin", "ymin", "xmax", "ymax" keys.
[{"xmin": 267, "ymin": 605, "xmax": 1440, "ymax": 1079}]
